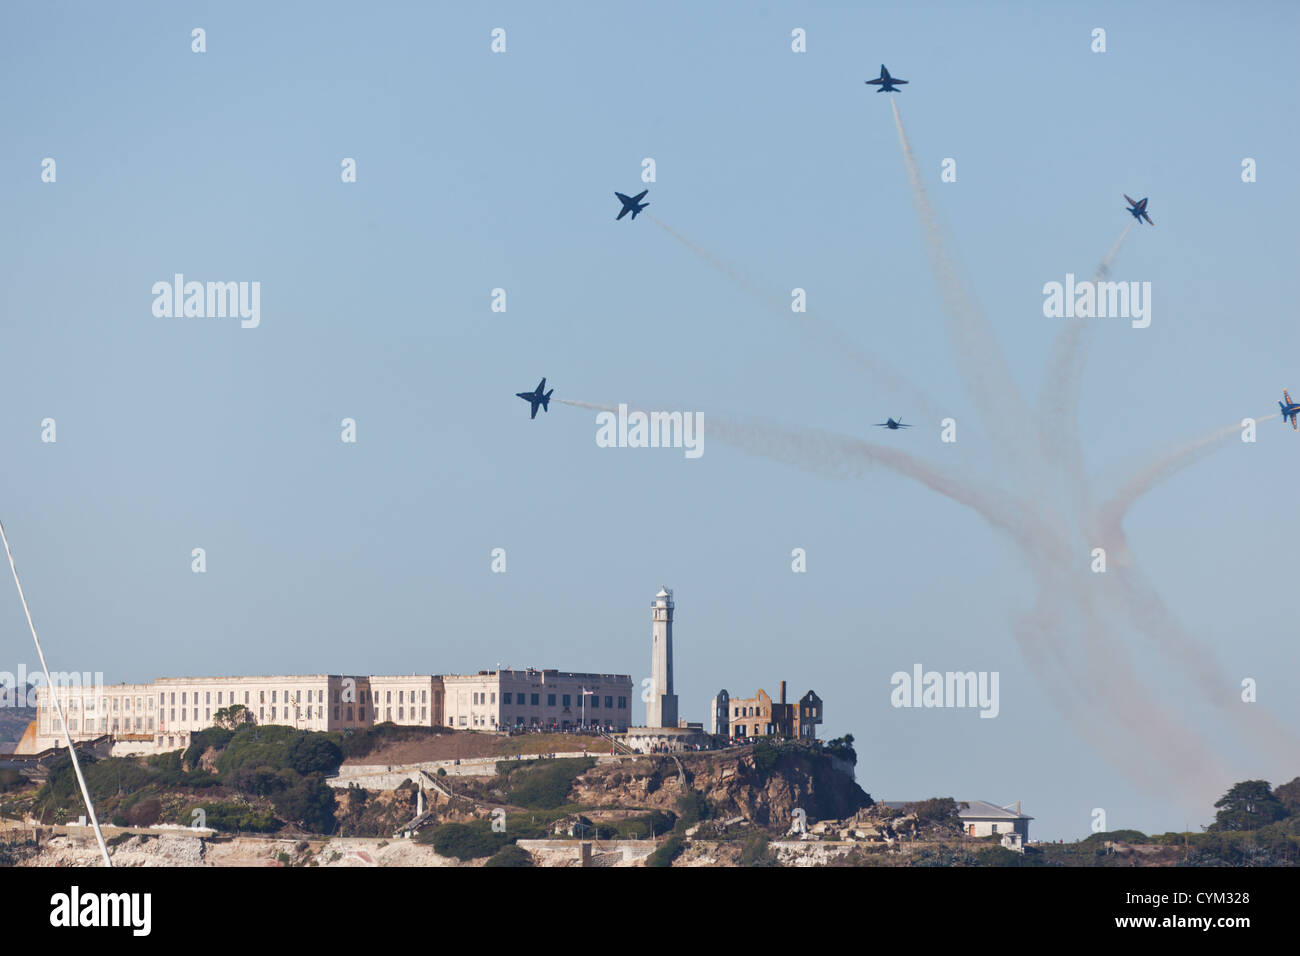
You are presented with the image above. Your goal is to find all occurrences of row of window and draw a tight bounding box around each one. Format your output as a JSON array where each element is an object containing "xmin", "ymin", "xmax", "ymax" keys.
[
  {"xmin": 161, "ymin": 705, "xmax": 327, "ymax": 726},
  {"xmin": 732, "ymin": 705, "xmax": 821, "ymax": 719},
  {"xmin": 52, "ymin": 696, "xmax": 153, "ymax": 712},
  {"xmin": 55, "ymin": 686, "xmax": 437, "ymax": 710},
  {"xmin": 329, "ymin": 706, "xmax": 427, "ymax": 723},
  {"xmin": 160, "ymin": 688, "xmax": 327, "ymax": 707},
  {"xmin": 485, "ymin": 693, "xmax": 628, "ymax": 709},
  {"xmin": 51, "ymin": 704, "xmax": 435, "ymax": 736},
  {"xmin": 147, "ymin": 687, "xmax": 436, "ymax": 708},
  {"xmin": 42, "ymin": 717, "xmax": 155, "ymax": 733},
  {"xmin": 456, "ymin": 715, "xmax": 625, "ymax": 729},
  {"xmin": 60, "ymin": 697, "xmax": 152, "ymax": 712}
]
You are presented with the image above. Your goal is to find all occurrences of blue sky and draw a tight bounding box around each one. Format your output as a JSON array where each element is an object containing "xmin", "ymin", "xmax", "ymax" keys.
[{"xmin": 2, "ymin": 1, "xmax": 1297, "ymax": 840}]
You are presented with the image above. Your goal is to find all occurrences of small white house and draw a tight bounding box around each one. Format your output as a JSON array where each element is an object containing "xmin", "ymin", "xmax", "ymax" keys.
[{"xmin": 959, "ymin": 800, "xmax": 1032, "ymax": 844}]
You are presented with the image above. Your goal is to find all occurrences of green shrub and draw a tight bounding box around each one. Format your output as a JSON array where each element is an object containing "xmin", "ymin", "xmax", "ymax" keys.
[
  {"xmin": 183, "ymin": 727, "xmax": 234, "ymax": 769},
  {"xmin": 646, "ymin": 833, "xmax": 685, "ymax": 867},
  {"xmin": 193, "ymin": 801, "xmax": 279, "ymax": 833},
  {"xmin": 615, "ymin": 810, "xmax": 675, "ymax": 840},
  {"xmin": 425, "ymin": 822, "xmax": 510, "ymax": 860},
  {"xmin": 213, "ymin": 725, "xmax": 299, "ymax": 777},
  {"xmin": 1083, "ymin": 829, "xmax": 1149, "ymax": 844},
  {"xmin": 675, "ymin": 791, "xmax": 709, "ymax": 831},
  {"xmin": 903, "ymin": 798, "xmax": 965, "ymax": 832},
  {"xmin": 285, "ymin": 734, "xmax": 344, "ymax": 776},
  {"xmin": 823, "ymin": 734, "xmax": 857, "ymax": 765},
  {"xmin": 495, "ymin": 757, "xmax": 595, "ymax": 810},
  {"xmin": 271, "ymin": 775, "xmax": 337, "ymax": 834},
  {"xmin": 484, "ymin": 844, "xmax": 533, "ymax": 867},
  {"xmin": 751, "ymin": 740, "xmax": 780, "ymax": 774},
  {"xmin": 228, "ymin": 764, "xmax": 289, "ymax": 797},
  {"xmin": 976, "ymin": 846, "xmax": 1032, "ymax": 867},
  {"xmin": 740, "ymin": 833, "xmax": 778, "ymax": 867},
  {"xmin": 122, "ymin": 796, "xmax": 162, "ymax": 827}
]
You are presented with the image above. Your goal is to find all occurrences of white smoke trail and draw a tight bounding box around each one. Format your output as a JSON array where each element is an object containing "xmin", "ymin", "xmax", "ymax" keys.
[
  {"xmin": 1001, "ymin": 481, "xmax": 1231, "ymax": 789},
  {"xmin": 1039, "ymin": 221, "xmax": 1133, "ymax": 429},
  {"xmin": 1016, "ymin": 563, "xmax": 1231, "ymax": 791},
  {"xmin": 646, "ymin": 214, "xmax": 942, "ymax": 423},
  {"xmin": 559, "ymin": 398, "xmax": 1014, "ymax": 530},
  {"xmin": 1038, "ymin": 221, "xmax": 1134, "ymax": 515},
  {"xmin": 1092, "ymin": 416, "xmax": 1294, "ymax": 712},
  {"xmin": 1, "ymin": 520, "xmax": 113, "ymax": 867},
  {"xmin": 1089, "ymin": 412, "xmax": 1300, "ymax": 766},
  {"xmin": 1097, "ymin": 222, "xmax": 1133, "ymax": 279},
  {"xmin": 1095, "ymin": 414, "xmax": 1277, "ymax": 539},
  {"xmin": 890, "ymin": 98, "xmax": 1034, "ymax": 468}
]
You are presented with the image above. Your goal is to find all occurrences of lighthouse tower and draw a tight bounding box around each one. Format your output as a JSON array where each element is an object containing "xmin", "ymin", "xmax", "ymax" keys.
[{"xmin": 647, "ymin": 587, "xmax": 678, "ymax": 728}]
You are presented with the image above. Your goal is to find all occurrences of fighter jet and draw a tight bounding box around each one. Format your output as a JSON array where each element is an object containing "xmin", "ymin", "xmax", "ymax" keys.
[
  {"xmin": 615, "ymin": 189, "xmax": 649, "ymax": 221},
  {"xmin": 1279, "ymin": 389, "xmax": 1300, "ymax": 431},
  {"xmin": 516, "ymin": 377, "xmax": 553, "ymax": 420},
  {"xmin": 874, "ymin": 418, "xmax": 911, "ymax": 430},
  {"xmin": 1124, "ymin": 194, "xmax": 1155, "ymax": 225},
  {"xmin": 865, "ymin": 64, "xmax": 908, "ymax": 93}
]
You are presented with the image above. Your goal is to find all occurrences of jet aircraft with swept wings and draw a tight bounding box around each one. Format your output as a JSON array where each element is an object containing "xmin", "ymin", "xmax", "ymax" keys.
[
  {"xmin": 1280, "ymin": 389, "xmax": 1300, "ymax": 431},
  {"xmin": 865, "ymin": 64, "xmax": 908, "ymax": 92},
  {"xmin": 1124, "ymin": 194, "xmax": 1154, "ymax": 225},
  {"xmin": 516, "ymin": 378, "xmax": 553, "ymax": 419},
  {"xmin": 615, "ymin": 189, "xmax": 649, "ymax": 221}
]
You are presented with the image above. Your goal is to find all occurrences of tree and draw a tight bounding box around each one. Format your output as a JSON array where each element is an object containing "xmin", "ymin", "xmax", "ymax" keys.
[
  {"xmin": 1271, "ymin": 777, "xmax": 1300, "ymax": 816},
  {"xmin": 1211, "ymin": 780, "xmax": 1286, "ymax": 832},
  {"xmin": 213, "ymin": 704, "xmax": 254, "ymax": 730},
  {"xmin": 229, "ymin": 764, "xmax": 288, "ymax": 797},
  {"xmin": 285, "ymin": 734, "xmax": 343, "ymax": 776},
  {"xmin": 824, "ymin": 734, "xmax": 857, "ymax": 765},
  {"xmin": 272, "ymin": 775, "xmax": 337, "ymax": 834},
  {"xmin": 905, "ymin": 797, "xmax": 966, "ymax": 833}
]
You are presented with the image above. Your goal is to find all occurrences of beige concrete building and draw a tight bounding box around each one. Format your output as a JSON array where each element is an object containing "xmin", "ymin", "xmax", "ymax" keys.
[
  {"xmin": 21, "ymin": 666, "xmax": 629, "ymax": 754},
  {"xmin": 368, "ymin": 675, "xmax": 441, "ymax": 727},
  {"xmin": 27, "ymin": 675, "xmax": 373, "ymax": 754},
  {"xmin": 32, "ymin": 681, "xmax": 156, "ymax": 750},
  {"xmin": 442, "ymin": 669, "xmax": 632, "ymax": 731}
]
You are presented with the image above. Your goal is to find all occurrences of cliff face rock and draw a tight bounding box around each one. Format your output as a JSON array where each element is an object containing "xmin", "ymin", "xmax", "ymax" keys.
[{"xmin": 570, "ymin": 745, "xmax": 871, "ymax": 828}]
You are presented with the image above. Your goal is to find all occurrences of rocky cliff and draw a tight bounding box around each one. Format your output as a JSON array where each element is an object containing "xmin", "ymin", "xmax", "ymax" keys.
[{"xmin": 570, "ymin": 744, "xmax": 871, "ymax": 827}]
